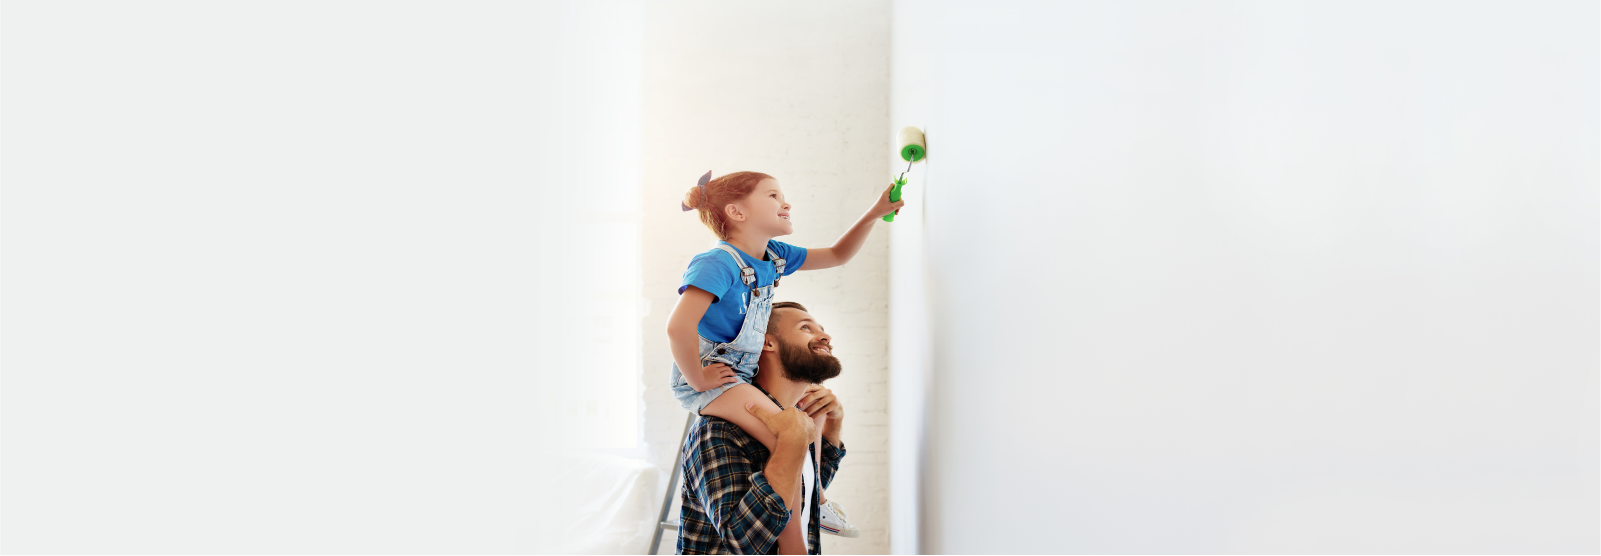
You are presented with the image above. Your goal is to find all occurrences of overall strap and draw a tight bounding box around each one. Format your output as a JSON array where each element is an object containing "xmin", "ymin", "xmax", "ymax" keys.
[
  {"xmin": 765, "ymin": 248, "xmax": 786, "ymax": 288},
  {"xmin": 714, "ymin": 244, "xmax": 759, "ymax": 297}
]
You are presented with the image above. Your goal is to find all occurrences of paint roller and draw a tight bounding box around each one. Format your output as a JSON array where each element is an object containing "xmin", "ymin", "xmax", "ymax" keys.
[{"xmin": 885, "ymin": 126, "xmax": 925, "ymax": 222}]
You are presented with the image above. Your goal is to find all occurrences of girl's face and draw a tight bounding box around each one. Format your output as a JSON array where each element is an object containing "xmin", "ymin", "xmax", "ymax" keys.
[{"xmin": 732, "ymin": 178, "xmax": 793, "ymax": 237}]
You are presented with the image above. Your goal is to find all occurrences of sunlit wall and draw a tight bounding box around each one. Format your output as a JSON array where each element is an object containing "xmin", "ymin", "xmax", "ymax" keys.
[{"xmin": 890, "ymin": 1, "xmax": 1598, "ymax": 552}]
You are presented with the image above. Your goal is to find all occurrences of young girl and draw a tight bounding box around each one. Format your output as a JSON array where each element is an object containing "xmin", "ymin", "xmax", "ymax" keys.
[{"xmin": 667, "ymin": 170, "xmax": 901, "ymax": 546}]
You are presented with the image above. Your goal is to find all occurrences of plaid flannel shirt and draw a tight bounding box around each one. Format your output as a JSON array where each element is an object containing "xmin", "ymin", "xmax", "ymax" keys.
[{"xmin": 676, "ymin": 394, "xmax": 846, "ymax": 555}]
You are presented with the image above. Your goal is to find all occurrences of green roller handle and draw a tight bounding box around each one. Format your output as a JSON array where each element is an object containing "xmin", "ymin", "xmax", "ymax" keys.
[{"xmin": 883, "ymin": 177, "xmax": 906, "ymax": 222}]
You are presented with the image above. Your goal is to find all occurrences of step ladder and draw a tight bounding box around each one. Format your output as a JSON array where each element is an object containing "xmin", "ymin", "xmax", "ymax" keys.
[{"xmin": 647, "ymin": 412, "xmax": 697, "ymax": 555}]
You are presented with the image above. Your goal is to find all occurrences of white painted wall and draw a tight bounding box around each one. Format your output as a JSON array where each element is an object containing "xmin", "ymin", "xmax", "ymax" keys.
[
  {"xmin": 641, "ymin": 1, "xmax": 892, "ymax": 553},
  {"xmin": 891, "ymin": 1, "xmax": 1598, "ymax": 553}
]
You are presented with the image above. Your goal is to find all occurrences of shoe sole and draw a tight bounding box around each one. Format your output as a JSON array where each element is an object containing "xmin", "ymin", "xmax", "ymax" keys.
[{"xmin": 820, "ymin": 524, "xmax": 861, "ymax": 538}]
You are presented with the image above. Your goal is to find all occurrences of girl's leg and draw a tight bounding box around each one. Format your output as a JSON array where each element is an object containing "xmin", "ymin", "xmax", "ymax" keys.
[
  {"xmin": 813, "ymin": 412, "xmax": 829, "ymax": 504},
  {"xmin": 700, "ymin": 383, "xmax": 780, "ymax": 450},
  {"xmin": 701, "ymin": 384, "xmax": 803, "ymax": 553}
]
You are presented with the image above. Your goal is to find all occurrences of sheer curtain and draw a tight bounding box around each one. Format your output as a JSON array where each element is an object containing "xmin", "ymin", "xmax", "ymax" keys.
[
  {"xmin": 521, "ymin": 3, "xmax": 645, "ymax": 454},
  {"xmin": 3, "ymin": 1, "xmax": 647, "ymax": 553},
  {"xmin": 524, "ymin": 2, "xmax": 653, "ymax": 553}
]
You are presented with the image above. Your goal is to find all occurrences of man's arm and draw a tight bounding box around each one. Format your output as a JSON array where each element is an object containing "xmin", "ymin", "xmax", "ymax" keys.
[
  {"xmin": 745, "ymin": 402, "xmax": 818, "ymax": 555},
  {"xmin": 686, "ymin": 405, "xmax": 815, "ymax": 555},
  {"xmin": 818, "ymin": 438, "xmax": 847, "ymax": 491},
  {"xmin": 763, "ymin": 429, "xmax": 808, "ymax": 515},
  {"xmin": 798, "ymin": 384, "xmax": 847, "ymax": 490},
  {"xmin": 689, "ymin": 422, "xmax": 792, "ymax": 555}
]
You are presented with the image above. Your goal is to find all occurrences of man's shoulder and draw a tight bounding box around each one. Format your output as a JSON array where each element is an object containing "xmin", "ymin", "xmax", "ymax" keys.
[
  {"xmin": 687, "ymin": 416, "xmax": 767, "ymax": 458},
  {"xmin": 691, "ymin": 415, "xmax": 753, "ymax": 442}
]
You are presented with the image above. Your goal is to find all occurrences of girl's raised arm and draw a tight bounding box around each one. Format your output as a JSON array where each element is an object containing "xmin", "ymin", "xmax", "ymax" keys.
[{"xmin": 804, "ymin": 183, "xmax": 904, "ymax": 271}]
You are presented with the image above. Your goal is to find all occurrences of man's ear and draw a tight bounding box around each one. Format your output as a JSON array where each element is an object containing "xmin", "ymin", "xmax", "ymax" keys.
[{"xmin": 762, "ymin": 333, "xmax": 778, "ymax": 353}]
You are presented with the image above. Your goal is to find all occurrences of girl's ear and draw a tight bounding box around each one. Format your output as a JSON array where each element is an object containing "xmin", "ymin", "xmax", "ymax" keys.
[{"xmin": 724, "ymin": 202, "xmax": 745, "ymax": 222}]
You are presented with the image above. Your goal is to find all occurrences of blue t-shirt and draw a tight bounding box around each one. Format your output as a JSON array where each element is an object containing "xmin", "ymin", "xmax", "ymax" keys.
[{"xmin": 678, "ymin": 240, "xmax": 808, "ymax": 343}]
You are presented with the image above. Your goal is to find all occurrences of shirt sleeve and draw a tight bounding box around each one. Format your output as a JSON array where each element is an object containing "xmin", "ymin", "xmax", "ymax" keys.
[
  {"xmin": 819, "ymin": 440, "xmax": 846, "ymax": 491},
  {"xmin": 692, "ymin": 424, "xmax": 792, "ymax": 554},
  {"xmin": 767, "ymin": 240, "xmax": 808, "ymax": 276},
  {"xmin": 679, "ymin": 251, "xmax": 739, "ymax": 302}
]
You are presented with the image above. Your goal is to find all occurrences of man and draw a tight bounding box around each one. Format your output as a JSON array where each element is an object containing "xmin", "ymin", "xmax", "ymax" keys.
[{"xmin": 676, "ymin": 301, "xmax": 848, "ymax": 555}]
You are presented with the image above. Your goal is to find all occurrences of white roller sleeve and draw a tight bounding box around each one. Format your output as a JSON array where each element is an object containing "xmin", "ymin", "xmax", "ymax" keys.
[{"xmin": 897, "ymin": 126, "xmax": 926, "ymax": 153}]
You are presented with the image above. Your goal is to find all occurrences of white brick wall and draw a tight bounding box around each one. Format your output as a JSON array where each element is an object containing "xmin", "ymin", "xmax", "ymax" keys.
[{"xmin": 641, "ymin": 1, "xmax": 891, "ymax": 553}]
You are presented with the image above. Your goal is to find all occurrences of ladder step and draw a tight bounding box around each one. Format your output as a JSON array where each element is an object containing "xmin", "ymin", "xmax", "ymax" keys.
[{"xmin": 659, "ymin": 520, "xmax": 680, "ymax": 531}]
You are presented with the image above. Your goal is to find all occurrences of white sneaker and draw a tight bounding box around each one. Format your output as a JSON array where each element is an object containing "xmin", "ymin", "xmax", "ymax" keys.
[{"xmin": 818, "ymin": 499, "xmax": 861, "ymax": 538}]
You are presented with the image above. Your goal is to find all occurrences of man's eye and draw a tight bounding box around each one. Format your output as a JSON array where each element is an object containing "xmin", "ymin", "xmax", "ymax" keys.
[{"xmin": 802, "ymin": 325, "xmax": 810, "ymax": 330}]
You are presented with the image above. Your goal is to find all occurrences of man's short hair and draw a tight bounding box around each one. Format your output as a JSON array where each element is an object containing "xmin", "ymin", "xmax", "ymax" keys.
[{"xmin": 767, "ymin": 301, "xmax": 808, "ymax": 333}]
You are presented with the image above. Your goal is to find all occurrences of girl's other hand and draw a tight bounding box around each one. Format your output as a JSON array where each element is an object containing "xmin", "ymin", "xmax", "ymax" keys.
[
  {"xmin": 872, "ymin": 183, "xmax": 906, "ymax": 219},
  {"xmin": 695, "ymin": 362, "xmax": 738, "ymax": 392}
]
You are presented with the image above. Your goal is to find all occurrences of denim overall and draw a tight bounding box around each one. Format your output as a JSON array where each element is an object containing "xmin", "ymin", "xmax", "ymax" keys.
[{"xmin": 670, "ymin": 243, "xmax": 786, "ymax": 412}]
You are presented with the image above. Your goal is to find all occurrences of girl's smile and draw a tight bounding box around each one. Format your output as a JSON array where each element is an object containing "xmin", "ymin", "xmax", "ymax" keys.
[{"xmin": 741, "ymin": 178, "xmax": 793, "ymax": 236}]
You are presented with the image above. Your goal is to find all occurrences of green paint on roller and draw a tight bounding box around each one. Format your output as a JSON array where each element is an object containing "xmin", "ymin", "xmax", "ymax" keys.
[{"xmin": 900, "ymin": 144, "xmax": 925, "ymax": 162}]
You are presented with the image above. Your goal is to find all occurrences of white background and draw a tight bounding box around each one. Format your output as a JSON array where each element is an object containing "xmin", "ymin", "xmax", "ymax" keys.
[
  {"xmin": 5, "ymin": 1, "xmax": 1598, "ymax": 554},
  {"xmin": 891, "ymin": 0, "xmax": 1598, "ymax": 553},
  {"xmin": 4, "ymin": 1, "xmax": 642, "ymax": 552}
]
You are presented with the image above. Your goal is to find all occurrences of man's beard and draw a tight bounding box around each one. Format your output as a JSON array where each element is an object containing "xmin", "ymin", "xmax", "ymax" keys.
[{"xmin": 777, "ymin": 338, "xmax": 842, "ymax": 384}]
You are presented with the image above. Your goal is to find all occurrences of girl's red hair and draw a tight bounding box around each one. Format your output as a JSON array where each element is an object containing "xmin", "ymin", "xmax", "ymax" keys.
[{"xmin": 683, "ymin": 171, "xmax": 772, "ymax": 240}]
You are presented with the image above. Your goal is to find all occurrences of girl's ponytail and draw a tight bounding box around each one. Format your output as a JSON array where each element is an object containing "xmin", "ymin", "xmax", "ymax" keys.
[
  {"xmin": 682, "ymin": 184, "xmax": 706, "ymax": 212},
  {"xmin": 681, "ymin": 170, "xmax": 772, "ymax": 240}
]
